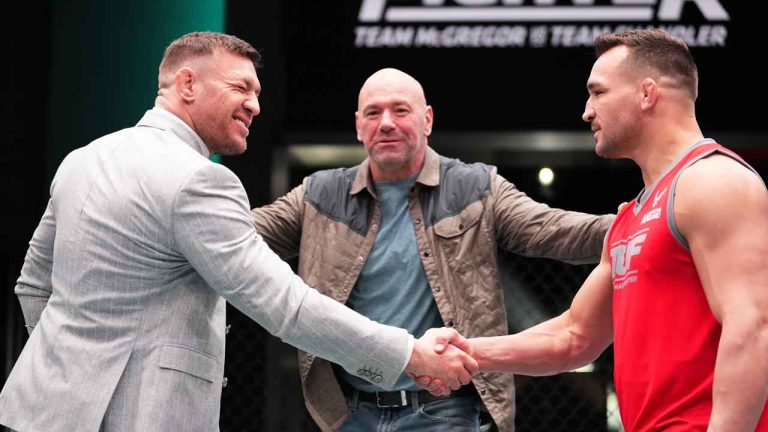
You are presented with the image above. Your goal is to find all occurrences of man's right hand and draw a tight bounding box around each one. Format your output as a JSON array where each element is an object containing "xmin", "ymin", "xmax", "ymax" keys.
[{"xmin": 404, "ymin": 328, "xmax": 478, "ymax": 391}]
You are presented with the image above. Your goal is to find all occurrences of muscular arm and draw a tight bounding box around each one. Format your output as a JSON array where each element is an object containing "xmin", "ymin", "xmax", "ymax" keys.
[
  {"xmin": 15, "ymin": 199, "xmax": 56, "ymax": 334},
  {"xmin": 675, "ymin": 155, "xmax": 768, "ymax": 431},
  {"xmin": 469, "ymin": 234, "xmax": 614, "ymax": 375},
  {"xmin": 492, "ymin": 173, "xmax": 614, "ymax": 264}
]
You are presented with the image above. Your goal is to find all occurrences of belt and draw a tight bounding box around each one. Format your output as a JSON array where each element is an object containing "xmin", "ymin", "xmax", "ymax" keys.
[{"xmin": 340, "ymin": 380, "xmax": 478, "ymax": 409}]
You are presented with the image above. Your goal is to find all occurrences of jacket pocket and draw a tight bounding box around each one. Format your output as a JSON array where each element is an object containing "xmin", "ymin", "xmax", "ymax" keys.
[
  {"xmin": 158, "ymin": 344, "xmax": 218, "ymax": 383},
  {"xmin": 433, "ymin": 201, "xmax": 483, "ymax": 239}
]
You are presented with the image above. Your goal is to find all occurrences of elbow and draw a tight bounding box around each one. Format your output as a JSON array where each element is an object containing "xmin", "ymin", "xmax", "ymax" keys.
[
  {"xmin": 756, "ymin": 315, "xmax": 768, "ymax": 358},
  {"xmin": 723, "ymin": 311, "xmax": 768, "ymax": 352},
  {"xmin": 558, "ymin": 332, "xmax": 604, "ymax": 373}
]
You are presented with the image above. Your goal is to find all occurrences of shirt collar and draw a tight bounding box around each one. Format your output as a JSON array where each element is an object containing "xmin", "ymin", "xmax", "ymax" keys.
[
  {"xmin": 350, "ymin": 146, "xmax": 440, "ymax": 196},
  {"xmin": 136, "ymin": 108, "xmax": 211, "ymax": 158}
]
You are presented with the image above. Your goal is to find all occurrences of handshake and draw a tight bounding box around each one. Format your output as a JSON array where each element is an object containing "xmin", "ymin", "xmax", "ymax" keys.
[{"xmin": 403, "ymin": 328, "xmax": 478, "ymax": 396}]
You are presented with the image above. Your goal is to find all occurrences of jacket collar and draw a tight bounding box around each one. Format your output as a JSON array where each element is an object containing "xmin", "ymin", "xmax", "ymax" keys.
[
  {"xmin": 136, "ymin": 108, "xmax": 211, "ymax": 159},
  {"xmin": 350, "ymin": 146, "xmax": 440, "ymax": 196}
]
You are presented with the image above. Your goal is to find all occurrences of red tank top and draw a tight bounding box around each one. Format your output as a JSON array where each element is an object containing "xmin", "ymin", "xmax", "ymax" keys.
[{"xmin": 608, "ymin": 141, "xmax": 768, "ymax": 431}]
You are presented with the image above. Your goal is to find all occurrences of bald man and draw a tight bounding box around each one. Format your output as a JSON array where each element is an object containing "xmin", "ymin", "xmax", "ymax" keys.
[{"xmin": 251, "ymin": 68, "xmax": 613, "ymax": 431}]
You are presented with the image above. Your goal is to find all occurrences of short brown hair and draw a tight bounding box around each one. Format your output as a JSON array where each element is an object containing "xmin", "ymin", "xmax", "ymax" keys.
[
  {"xmin": 595, "ymin": 29, "xmax": 698, "ymax": 99},
  {"xmin": 159, "ymin": 31, "xmax": 261, "ymax": 75}
]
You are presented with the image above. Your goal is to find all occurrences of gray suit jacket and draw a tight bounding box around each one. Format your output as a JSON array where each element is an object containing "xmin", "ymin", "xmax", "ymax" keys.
[{"xmin": 0, "ymin": 109, "xmax": 412, "ymax": 432}]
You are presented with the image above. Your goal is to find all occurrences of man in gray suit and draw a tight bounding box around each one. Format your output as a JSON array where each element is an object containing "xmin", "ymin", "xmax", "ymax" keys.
[{"xmin": 0, "ymin": 32, "xmax": 476, "ymax": 432}]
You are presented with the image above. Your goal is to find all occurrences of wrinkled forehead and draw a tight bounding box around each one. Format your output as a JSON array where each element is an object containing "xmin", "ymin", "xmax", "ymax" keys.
[{"xmin": 194, "ymin": 49, "xmax": 258, "ymax": 80}]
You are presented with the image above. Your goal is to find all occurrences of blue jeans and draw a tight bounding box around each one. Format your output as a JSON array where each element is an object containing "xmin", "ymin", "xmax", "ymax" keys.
[{"xmin": 340, "ymin": 391, "xmax": 482, "ymax": 432}]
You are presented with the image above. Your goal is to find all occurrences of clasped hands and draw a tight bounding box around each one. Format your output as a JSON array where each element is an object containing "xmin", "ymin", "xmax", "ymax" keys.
[{"xmin": 404, "ymin": 327, "xmax": 477, "ymax": 396}]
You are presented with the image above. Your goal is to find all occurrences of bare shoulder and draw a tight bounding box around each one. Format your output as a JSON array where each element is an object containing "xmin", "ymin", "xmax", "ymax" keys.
[{"xmin": 675, "ymin": 153, "xmax": 767, "ymax": 236}]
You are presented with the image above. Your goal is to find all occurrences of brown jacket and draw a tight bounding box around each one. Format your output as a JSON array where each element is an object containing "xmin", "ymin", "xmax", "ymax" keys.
[{"xmin": 251, "ymin": 148, "xmax": 613, "ymax": 431}]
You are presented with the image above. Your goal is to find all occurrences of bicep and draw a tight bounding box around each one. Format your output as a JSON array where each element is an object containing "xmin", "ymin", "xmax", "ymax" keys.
[
  {"xmin": 567, "ymin": 240, "xmax": 614, "ymax": 348},
  {"xmin": 677, "ymin": 157, "xmax": 768, "ymax": 322},
  {"xmin": 173, "ymin": 165, "xmax": 271, "ymax": 291},
  {"xmin": 523, "ymin": 235, "xmax": 614, "ymax": 344}
]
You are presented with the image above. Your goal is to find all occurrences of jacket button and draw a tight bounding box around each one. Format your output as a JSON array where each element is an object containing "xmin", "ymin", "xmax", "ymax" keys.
[
  {"xmin": 415, "ymin": 218, "xmax": 421, "ymax": 225},
  {"xmin": 434, "ymin": 284, "xmax": 441, "ymax": 292},
  {"xmin": 446, "ymin": 320, "xmax": 455, "ymax": 327},
  {"xmin": 480, "ymin": 389, "xmax": 487, "ymax": 396},
  {"xmin": 222, "ymin": 377, "xmax": 229, "ymax": 388},
  {"xmin": 357, "ymin": 256, "xmax": 364, "ymax": 263},
  {"xmin": 225, "ymin": 324, "xmax": 231, "ymax": 335},
  {"xmin": 423, "ymin": 251, "xmax": 430, "ymax": 257},
  {"xmin": 459, "ymin": 224, "xmax": 464, "ymax": 230}
]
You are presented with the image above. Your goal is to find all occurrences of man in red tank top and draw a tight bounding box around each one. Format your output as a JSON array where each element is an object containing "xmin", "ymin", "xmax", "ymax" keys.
[{"xmin": 419, "ymin": 29, "xmax": 768, "ymax": 431}]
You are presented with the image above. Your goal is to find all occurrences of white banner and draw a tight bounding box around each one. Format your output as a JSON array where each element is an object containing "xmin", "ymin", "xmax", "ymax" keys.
[{"xmin": 355, "ymin": 0, "xmax": 730, "ymax": 48}]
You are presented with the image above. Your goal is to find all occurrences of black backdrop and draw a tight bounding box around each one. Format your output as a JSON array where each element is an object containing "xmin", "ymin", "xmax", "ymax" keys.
[
  {"xmin": 1, "ymin": 1, "xmax": 766, "ymax": 431},
  {"xmin": 229, "ymin": 1, "xmax": 767, "ymax": 135}
]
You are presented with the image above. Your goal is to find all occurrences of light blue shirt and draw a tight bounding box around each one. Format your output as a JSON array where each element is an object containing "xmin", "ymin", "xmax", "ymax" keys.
[{"xmin": 342, "ymin": 175, "xmax": 444, "ymax": 392}]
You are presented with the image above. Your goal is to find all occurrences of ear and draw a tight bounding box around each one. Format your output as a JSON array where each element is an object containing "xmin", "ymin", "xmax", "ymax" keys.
[
  {"xmin": 423, "ymin": 105, "xmax": 434, "ymax": 137},
  {"xmin": 175, "ymin": 67, "xmax": 197, "ymax": 103},
  {"xmin": 355, "ymin": 111, "xmax": 363, "ymax": 142},
  {"xmin": 639, "ymin": 78, "xmax": 659, "ymax": 111}
]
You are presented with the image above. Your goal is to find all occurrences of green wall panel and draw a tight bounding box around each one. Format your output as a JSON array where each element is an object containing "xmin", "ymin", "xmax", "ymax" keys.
[{"xmin": 47, "ymin": 0, "xmax": 226, "ymax": 179}]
